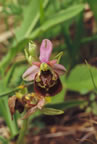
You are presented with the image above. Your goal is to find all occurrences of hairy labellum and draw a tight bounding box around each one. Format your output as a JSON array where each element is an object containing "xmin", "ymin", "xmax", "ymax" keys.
[{"xmin": 34, "ymin": 70, "xmax": 62, "ymax": 96}]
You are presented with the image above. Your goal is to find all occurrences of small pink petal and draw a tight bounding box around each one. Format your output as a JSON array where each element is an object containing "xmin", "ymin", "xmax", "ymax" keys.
[
  {"xmin": 52, "ymin": 64, "xmax": 66, "ymax": 75},
  {"xmin": 22, "ymin": 65, "xmax": 39, "ymax": 81},
  {"xmin": 48, "ymin": 60, "xmax": 57, "ymax": 66},
  {"xmin": 39, "ymin": 39, "xmax": 53, "ymax": 63},
  {"xmin": 32, "ymin": 62, "xmax": 41, "ymax": 67},
  {"xmin": 37, "ymin": 97, "xmax": 45, "ymax": 109}
]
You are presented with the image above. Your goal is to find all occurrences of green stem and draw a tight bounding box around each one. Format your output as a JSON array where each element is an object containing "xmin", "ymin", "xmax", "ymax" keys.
[
  {"xmin": 0, "ymin": 88, "xmax": 20, "ymax": 98},
  {"xmin": 0, "ymin": 82, "xmax": 34, "ymax": 98},
  {"xmin": 0, "ymin": 136, "xmax": 9, "ymax": 144},
  {"xmin": 17, "ymin": 119, "xmax": 29, "ymax": 144}
]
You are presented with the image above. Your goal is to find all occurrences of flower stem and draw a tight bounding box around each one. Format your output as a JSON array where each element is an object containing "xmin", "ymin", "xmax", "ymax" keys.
[{"xmin": 17, "ymin": 118, "xmax": 29, "ymax": 144}]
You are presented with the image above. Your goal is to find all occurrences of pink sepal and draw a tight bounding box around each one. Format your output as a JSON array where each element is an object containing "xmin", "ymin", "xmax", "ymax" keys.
[{"xmin": 39, "ymin": 39, "xmax": 53, "ymax": 63}]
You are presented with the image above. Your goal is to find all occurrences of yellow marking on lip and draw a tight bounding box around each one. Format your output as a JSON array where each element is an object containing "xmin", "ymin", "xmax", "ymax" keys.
[
  {"xmin": 52, "ymin": 74, "xmax": 57, "ymax": 81},
  {"xmin": 31, "ymin": 93, "xmax": 36, "ymax": 97},
  {"xmin": 36, "ymin": 72, "xmax": 41, "ymax": 82},
  {"xmin": 40, "ymin": 63, "xmax": 49, "ymax": 71},
  {"xmin": 25, "ymin": 96, "xmax": 30, "ymax": 100},
  {"xmin": 49, "ymin": 82, "xmax": 56, "ymax": 88},
  {"xmin": 36, "ymin": 76, "xmax": 41, "ymax": 82},
  {"xmin": 37, "ymin": 83, "xmax": 46, "ymax": 88},
  {"xmin": 45, "ymin": 96, "xmax": 51, "ymax": 103},
  {"xmin": 18, "ymin": 85, "xmax": 24, "ymax": 89},
  {"xmin": 16, "ymin": 92, "xmax": 23, "ymax": 99}
]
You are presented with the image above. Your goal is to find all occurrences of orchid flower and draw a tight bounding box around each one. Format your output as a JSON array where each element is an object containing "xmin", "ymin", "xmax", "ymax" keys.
[
  {"xmin": 23, "ymin": 39, "xmax": 66, "ymax": 96},
  {"xmin": 8, "ymin": 92, "xmax": 45, "ymax": 119}
]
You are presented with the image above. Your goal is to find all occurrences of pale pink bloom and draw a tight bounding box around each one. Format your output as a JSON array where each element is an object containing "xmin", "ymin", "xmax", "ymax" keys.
[{"xmin": 23, "ymin": 39, "xmax": 66, "ymax": 81}]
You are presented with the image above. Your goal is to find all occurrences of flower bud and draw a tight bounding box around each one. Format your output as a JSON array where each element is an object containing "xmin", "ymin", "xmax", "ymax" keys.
[
  {"xmin": 29, "ymin": 41, "xmax": 37, "ymax": 57},
  {"xmin": 24, "ymin": 41, "xmax": 38, "ymax": 64}
]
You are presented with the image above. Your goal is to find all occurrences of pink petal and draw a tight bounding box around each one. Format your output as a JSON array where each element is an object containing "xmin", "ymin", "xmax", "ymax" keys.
[
  {"xmin": 39, "ymin": 39, "xmax": 53, "ymax": 63},
  {"xmin": 37, "ymin": 97, "xmax": 45, "ymax": 109},
  {"xmin": 32, "ymin": 62, "xmax": 41, "ymax": 67},
  {"xmin": 52, "ymin": 64, "xmax": 66, "ymax": 75},
  {"xmin": 22, "ymin": 65, "xmax": 39, "ymax": 81},
  {"xmin": 48, "ymin": 60, "xmax": 57, "ymax": 66}
]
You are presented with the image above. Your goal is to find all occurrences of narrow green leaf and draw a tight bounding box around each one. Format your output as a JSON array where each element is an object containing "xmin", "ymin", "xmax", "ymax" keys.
[
  {"xmin": 0, "ymin": 98, "xmax": 18, "ymax": 137},
  {"xmin": 72, "ymin": 12, "xmax": 84, "ymax": 57},
  {"xmin": 0, "ymin": 0, "xmax": 49, "ymax": 71},
  {"xmin": 30, "ymin": 4, "xmax": 84, "ymax": 38},
  {"xmin": 5, "ymin": 62, "xmax": 27, "ymax": 87},
  {"xmin": 0, "ymin": 81, "xmax": 18, "ymax": 136},
  {"xmin": 47, "ymin": 100, "xmax": 87, "ymax": 110},
  {"xmin": 39, "ymin": 0, "xmax": 45, "ymax": 24},
  {"xmin": 15, "ymin": 0, "xmax": 48, "ymax": 40},
  {"xmin": 0, "ymin": 136, "xmax": 9, "ymax": 144},
  {"xmin": 0, "ymin": 39, "xmax": 29, "ymax": 71},
  {"xmin": 29, "ymin": 100, "xmax": 86, "ymax": 122},
  {"xmin": 41, "ymin": 107, "xmax": 64, "ymax": 115},
  {"xmin": 8, "ymin": 64, "xmax": 27, "ymax": 87}
]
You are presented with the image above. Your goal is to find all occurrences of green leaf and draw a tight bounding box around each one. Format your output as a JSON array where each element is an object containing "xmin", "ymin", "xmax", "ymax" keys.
[
  {"xmin": 0, "ymin": 38, "xmax": 29, "ymax": 71},
  {"xmin": 0, "ymin": 0, "xmax": 49, "ymax": 71},
  {"xmin": 72, "ymin": 12, "xmax": 84, "ymax": 58},
  {"xmin": 5, "ymin": 62, "xmax": 27, "ymax": 87},
  {"xmin": 15, "ymin": 0, "xmax": 48, "ymax": 40},
  {"xmin": 47, "ymin": 100, "xmax": 87, "ymax": 110},
  {"xmin": 0, "ymin": 4, "xmax": 83, "ymax": 72},
  {"xmin": 43, "ymin": 4, "xmax": 84, "ymax": 30},
  {"xmin": 66, "ymin": 64, "xmax": 97, "ymax": 94},
  {"xmin": 0, "ymin": 81, "xmax": 18, "ymax": 137},
  {"xmin": 30, "ymin": 4, "xmax": 84, "ymax": 38},
  {"xmin": 0, "ymin": 98, "xmax": 18, "ymax": 137},
  {"xmin": 0, "ymin": 136, "xmax": 9, "ymax": 144},
  {"xmin": 8, "ymin": 64, "xmax": 27, "ymax": 87},
  {"xmin": 41, "ymin": 107, "xmax": 64, "ymax": 115},
  {"xmin": 3, "ymin": 3, "xmax": 22, "ymax": 15},
  {"xmin": 29, "ymin": 100, "xmax": 86, "ymax": 122}
]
